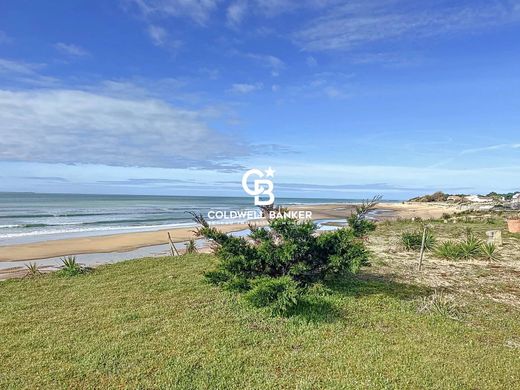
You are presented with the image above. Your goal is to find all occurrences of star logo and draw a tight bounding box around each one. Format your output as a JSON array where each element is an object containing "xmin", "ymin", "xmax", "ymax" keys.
[{"xmin": 265, "ymin": 167, "xmax": 275, "ymax": 178}]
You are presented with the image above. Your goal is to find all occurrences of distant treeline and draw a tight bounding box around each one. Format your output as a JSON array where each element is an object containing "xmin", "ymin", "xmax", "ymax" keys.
[
  {"xmin": 409, "ymin": 191, "xmax": 449, "ymax": 202},
  {"xmin": 485, "ymin": 192, "xmax": 518, "ymax": 200},
  {"xmin": 409, "ymin": 191, "xmax": 517, "ymax": 202}
]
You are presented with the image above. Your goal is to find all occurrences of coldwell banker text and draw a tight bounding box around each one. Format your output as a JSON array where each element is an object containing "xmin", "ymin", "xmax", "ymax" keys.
[
  {"xmin": 206, "ymin": 167, "xmax": 313, "ymax": 223},
  {"xmin": 207, "ymin": 210, "xmax": 313, "ymax": 221}
]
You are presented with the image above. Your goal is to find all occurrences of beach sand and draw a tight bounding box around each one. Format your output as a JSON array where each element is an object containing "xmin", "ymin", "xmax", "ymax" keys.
[{"xmin": 0, "ymin": 202, "xmax": 458, "ymax": 264}]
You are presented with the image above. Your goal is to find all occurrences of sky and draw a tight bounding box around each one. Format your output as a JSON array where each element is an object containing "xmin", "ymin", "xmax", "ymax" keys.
[{"xmin": 0, "ymin": 0, "xmax": 519, "ymax": 200}]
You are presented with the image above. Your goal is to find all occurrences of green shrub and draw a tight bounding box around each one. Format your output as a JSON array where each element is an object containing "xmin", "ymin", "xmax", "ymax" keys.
[
  {"xmin": 401, "ymin": 230, "xmax": 436, "ymax": 251},
  {"xmin": 347, "ymin": 196, "xmax": 380, "ymax": 237},
  {"xmin": 244, "ymin": 276, "xmax": 299, "ymax": 315},
  {"xmin": 193, "ymin": 212, "xmax": 372, "ymax": 314},
  {"xmin": 204, "ymin": 269, "xmax": 231, "ymax": 285}
]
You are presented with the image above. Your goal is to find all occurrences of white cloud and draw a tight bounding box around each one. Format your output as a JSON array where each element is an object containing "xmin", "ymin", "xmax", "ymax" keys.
[
  {"xmin": 461, "ymin": 143, "xmax": 520, "ymax": 155},
  {"xmin": 129, "ymin": 0, "xmax": 220, "ymax": 25},
  {"xmin": 54, "ymin": 42, "xmax": 89, "ymax": 56},
  {"xmin": 263, "ymin": 160, "xmax": 520, "ymax": 195},
  {"xmin": 147, "ymin": 25, "xmax": 168, "ymax": 46},
  {"xmin": 245, "ymin": 53, "xmax": 285, "ymax": 76},
  {"xmin": 0, "ymin": 58, "xmax": 58, "ymax": 87},
  {"xmin": 227, "ymin": 0, "xmax": 248, "ymax": 26},
  {"xmin": 0, "ymin": 88, "xmax": 249, "ymax": 170},
  {"xmin": 0, "ymin": 58, "xmax": 42, "ymax": 75},
  {"xmin": 295, "ymin": 0, "xmax": 520, "ymax": 51},
  {"xmin": 285, "ymin": 72, "xmax": 352, "ymax": 100},
  {"xmin": 229, "ymin": 82, "xmax": 263, "ymax": 93},
  {"xmin": 306, "ymin": 56, "xmax": 317, "ymax": 67}
]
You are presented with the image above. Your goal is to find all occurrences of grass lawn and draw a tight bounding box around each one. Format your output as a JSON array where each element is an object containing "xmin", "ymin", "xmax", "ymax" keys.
[{"xmin": 1, "ymin": 220, "xmax": 520, "ymax": 389}]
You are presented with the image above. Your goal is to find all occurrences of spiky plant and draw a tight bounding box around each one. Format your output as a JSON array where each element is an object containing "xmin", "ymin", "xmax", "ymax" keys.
[
  {"xmin": 185, "ymin": 239, "xmax": 198, "ymax": 254},
  {"xmin": 435, "ymin": 241, "xmax": 462, "ymax": 260},
  {"xmin": 59, "ymin": 256, "xmax": 83, "ymax": 276},
  {"xmin": 481, "ymin": 242, "xmax": 500, "ymax": 261},
  {"xmin": 459, "ymin": 230, "xmax": 483, "ymax": 259},
  {"xmin": 418, "ymin": 290, "xmax": 460, "ymax": 320},
  {"xmin": 24, "ymin": 262, "xmax": 41, "ymax": 278}
]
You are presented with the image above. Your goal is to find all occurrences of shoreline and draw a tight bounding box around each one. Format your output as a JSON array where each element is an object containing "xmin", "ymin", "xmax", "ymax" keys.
[{"xmin": 0, "ymin": 202, "xmax": 459, "ymax": 264}]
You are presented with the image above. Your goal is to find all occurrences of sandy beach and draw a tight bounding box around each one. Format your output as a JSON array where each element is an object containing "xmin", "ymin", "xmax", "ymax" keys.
[{"xmin": 0, "ymin": 202, "xmax": 459, "ymax": 264}]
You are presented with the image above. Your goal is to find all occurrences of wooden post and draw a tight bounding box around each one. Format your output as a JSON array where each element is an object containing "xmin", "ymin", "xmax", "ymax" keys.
[
  {"xmin": 418, "ymin": 225, "xmax": 427, "ymax": 271},
  {"xmin": 167, "ymin": 232, "xmax": 180, "ymax": 256}
]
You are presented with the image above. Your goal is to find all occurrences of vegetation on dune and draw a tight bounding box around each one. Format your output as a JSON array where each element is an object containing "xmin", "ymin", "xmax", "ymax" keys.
[
  {"xmin": 433, "ymin": 229, "xmax": 501, "ymax": 261},
  {"xmin": 409, "ymin": 191, "xmax": 449, "ymax": 202}
]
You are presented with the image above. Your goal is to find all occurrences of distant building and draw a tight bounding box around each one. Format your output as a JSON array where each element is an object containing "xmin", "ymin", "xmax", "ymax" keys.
[
  {"xmin": 447, "ymin": 195, "xmax": 464, "ymax": 203},
  {"xmin": 464, "ymin": 195, "xmax": 493, "ymax": 203},
  {"xmin": 513, "ymin": 193, "xmax": 520, "ymax": 208},
  {"xmin": 511, "ymin": 192, "xmax": 520, "ymax": 209}
]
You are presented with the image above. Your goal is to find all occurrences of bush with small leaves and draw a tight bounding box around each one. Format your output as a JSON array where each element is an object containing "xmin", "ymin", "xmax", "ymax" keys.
[
  {"xmin": 244, "ymin": 276, "xmax": 299, "ymax": 315},
  {"xmin": 347, "ymin": 196, "xmax": 381, "ymax": 237},
  {"xmin": 193, "ymin": 212, "xmax": 372, "ymax": 314}
]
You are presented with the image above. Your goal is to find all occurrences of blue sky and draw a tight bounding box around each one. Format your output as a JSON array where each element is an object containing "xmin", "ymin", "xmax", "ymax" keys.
[{"xmin": 0, "ymin": 0, "xmax": 519, "ymax": 199}]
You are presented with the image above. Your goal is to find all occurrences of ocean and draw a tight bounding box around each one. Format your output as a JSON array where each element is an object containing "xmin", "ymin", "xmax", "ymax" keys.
[{"xmin": 0, "ymin": 192, "xmax": 365, "ymax": 245}]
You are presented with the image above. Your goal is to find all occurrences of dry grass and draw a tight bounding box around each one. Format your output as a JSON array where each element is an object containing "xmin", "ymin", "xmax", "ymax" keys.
[{"xmin": 369, "ymin": 217, "xmax": 520, "ymax": 308}]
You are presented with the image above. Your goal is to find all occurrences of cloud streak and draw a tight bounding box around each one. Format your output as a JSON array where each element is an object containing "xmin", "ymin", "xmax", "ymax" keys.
[
  {"xmin": 229, "ymin": 82, "xmax": 263, "ymax": 93},
  {"xmin": 54, "ymin": 42, "xmax": 89, "ymax": 56},
  {"xmin": 129, "ymin": 0, "xmax": 220, "ymax": 25},
  {"xmin": 0, "ymin": 88, "xmax": 251, "ymax": 171},
  {"xmin": 295, "ymin": 0, "xmax": 520, "ymax": 51}
]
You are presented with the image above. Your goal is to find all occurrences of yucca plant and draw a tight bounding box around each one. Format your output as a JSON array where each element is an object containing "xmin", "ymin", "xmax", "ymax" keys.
[
  {"xmin": 418, "ymin": 290, "xmax": 460, "ymax": 320},
  {"xmin": 24, "ymin": 262, "xmax": 41, "ymax": 278},
  {"xmin": 481, "ymin": 242, "xmax": 500, "ymax": 261},
  {"xmin": 435, "ymin": 241, "xmax": 462, "ymax": 260},
  {"xmin": 459, "ymin": 230, "xmax": 483, "ymax": 259},
  {"xmin": 59, "ymin": 256, "xmax": 83, "ymax": 276},
  {"xmin": 401, "ymin": 230, "xmax": 436, "ymax": 251},
  {"xmin": 185, "ymin": 239, "xmax": 198, "ymax": 254}
]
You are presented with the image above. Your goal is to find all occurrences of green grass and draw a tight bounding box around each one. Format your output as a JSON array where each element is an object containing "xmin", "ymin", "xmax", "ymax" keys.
[{"xmin": 1, "ymin": 254, "xmax": 519, "ymax": 389}]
